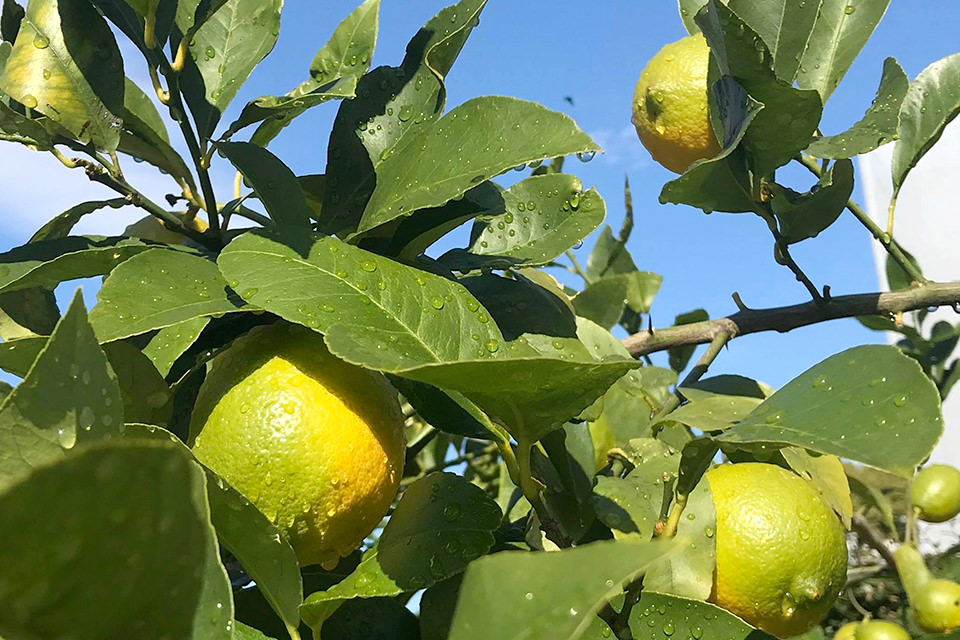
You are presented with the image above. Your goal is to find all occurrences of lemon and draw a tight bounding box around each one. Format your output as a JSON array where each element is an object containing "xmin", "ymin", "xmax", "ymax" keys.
[
  {"xmin": 911, "ymin": 578, "xmax": 960, "ymax": 633},
  {"xmin": 911, "ymin": 464, "xmax": 960, "ymax": 523},
  {"xmin": 191, "ymin": 323, "xmax": 405, "ymax": 568},
  {"xmin": 588, "ymin": 415, "xmax": 616, "ymax": 472},
  {"xmin": 124, "ymin": 214, "xmax": 208, "ymax": 244},
  {"xmin": 631, "ymin": 33, "xmax": 721, "ymax": 173},
  {"xmin": 834, "ymin": 620, "xmax": 909, "ymax": 640},
  {"xmin": 706, "ymin": 463, "xmax": 848, "ymax": 638}
]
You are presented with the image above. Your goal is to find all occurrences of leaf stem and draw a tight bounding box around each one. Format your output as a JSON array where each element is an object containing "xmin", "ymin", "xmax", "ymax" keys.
[
  {"xmin": 755, "ymin": 201, "xmax": 823, "ymax": 303},
  {"xmin": 565, "ymin": 250, "xmax": 589, "ymax": 283},
  {"xmin": 658, "ymin": 492, "xmax": 688, "ymax": 538},
  {"xmin": 797, "ymin": 155, "xmax": 925, "ymax": 285},
  {"xmin": 650, "ymin": 331, "xmax": 732, "ymax": 427},
  {"xmin": 887, "ymin": 192, "xmax": 899, "ymax": 238},
  {"xmin": 515, "ymin": 440, "xmax": 546, "ymax": 515}
]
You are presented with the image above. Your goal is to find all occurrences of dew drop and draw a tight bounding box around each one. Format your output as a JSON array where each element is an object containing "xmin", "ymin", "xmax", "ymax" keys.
[
  {"xmin": 360, "ymin": 259, "xmax": 377, "ymax": 272},
  {"xmin": 430, "ymin": 296, "xmax": 445, "ymax": 310}
]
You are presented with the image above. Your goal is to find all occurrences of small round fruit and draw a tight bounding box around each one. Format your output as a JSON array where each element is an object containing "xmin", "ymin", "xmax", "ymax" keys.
[
  {"xmin": 631, "ymin": 33, "xmax": 721, "ymax": 173},
  {"xmin": 191, "ymin": 324, "xmax": 405, "ymax": 568},
  {"xmin": 911, "ymin": 464, "xmax": 960, "ymax": 522},
  {"xmin": 707, "ymin": 463, "xmax": 848, "ymax": 638},
  {"xmin": 838, "ymin": 620, "xmax": 910, "ymax": 640},
  {"xmin": 833, "ymin": 622, "xmax": 858, "ymax": 640},
  {"xmin": 124, "ymin": 214, "xmax": 209, "ymax": 244},
  {"xmin": 911, "ymin": 578, "xmax": 960, "ymax": 633}
]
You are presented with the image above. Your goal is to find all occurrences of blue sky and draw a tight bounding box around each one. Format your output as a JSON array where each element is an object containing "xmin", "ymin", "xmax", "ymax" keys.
[{"xmin": 2, "ymin": 0, "xmax": 958, "ymax": 388}]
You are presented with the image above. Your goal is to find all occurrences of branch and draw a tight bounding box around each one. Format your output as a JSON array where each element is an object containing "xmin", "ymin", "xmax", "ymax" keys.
[
  {"xmin": 622, "ymin": 282, "xmax": 960, "ymax": 358},
  {"xmin": 851, "ymin": 512, "xmax": 898, "ymax": 569}
]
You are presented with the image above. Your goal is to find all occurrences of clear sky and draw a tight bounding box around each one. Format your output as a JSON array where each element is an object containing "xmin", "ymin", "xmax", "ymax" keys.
[{"xmin": 1, "ymin": 0, "xmax": 958, "ymax": 388}]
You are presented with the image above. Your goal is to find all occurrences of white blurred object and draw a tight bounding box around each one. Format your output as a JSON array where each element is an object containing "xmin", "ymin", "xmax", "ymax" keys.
[{"xmin": 859, "ymin": 120, "xmax": 960, "ymax": 553}]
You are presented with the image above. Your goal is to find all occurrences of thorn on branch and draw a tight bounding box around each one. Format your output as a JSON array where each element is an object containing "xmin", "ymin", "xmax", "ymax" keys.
[
  {"xmin": 823, "ymin": 285, "xmax": 832, "ymax": 302},
  {"xmin": 732, "ymin": 292, "xmax": 749, "ymax": 312}
]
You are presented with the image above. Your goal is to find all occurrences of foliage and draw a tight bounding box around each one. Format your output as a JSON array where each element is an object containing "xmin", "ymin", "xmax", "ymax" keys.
[{"xmin": 0, "ymin": 0, "xmax": 958, "ymax": 639}]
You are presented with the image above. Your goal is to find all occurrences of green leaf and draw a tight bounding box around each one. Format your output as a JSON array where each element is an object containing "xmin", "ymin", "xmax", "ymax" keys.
[
  {"xmin": 0, "ymin": 235, "xmax": 181, "ymax": 295},
  {"xmin": 102, "ymin": 341, "xmax": 171, "ymax": 426},
  {"xmin": 216, "ymin": 141, "xmax": 311, "ymax": 230},
  {"xmin": 142, "ymin": 316, "xmax": 210, "ymax": 377},
  {"xmin": 460, "ymin": 271, "xmax": 578, "ymax": 341},
  {"xmin": 357, "ymin": 96, "xmax": 600, "ymax": 235},
  {"xmin": 808, "ymin": 58, "xmax": 908, "ymax": 159},
  {"xmin": 389, "ymin": 377, "xmax": 509, "ymax": 441},
  {"xmin": 447, "ymin": 539, "xmax": 679, "ymax": 640},
  {"xmin": 781, "ymin": 447, "xmax": 853, "ymax": 527},
  {"xmin": 465, "ymin": 174, "xmax": 605, "ymax": 266},
  {"xmin": 234, "ymin": 622, "xmax": 278, "ymax": 640},
  {"xmin": 301, "ymin": 473, "xmax": 501, "ymax": 631},
  {"xmin": 719, "ymin": 345, "xmax": 943, "ymax": 477},
  {"xmin": 0, "ymin": 76, "xmax": 53, "ymax": 148},
  {"xmin": 697, "ymin": 1, "xmax": 822, "ymax": 176},
  {"xmin": 0, "ymin": 286, "xmax": 58, "ymax": 338},
  {"xmin": 226, "ymin": 0, "xmax": 379, "ymax": 143},
  {"xmin": 768, "ymin": 158, "xmax": 855, "ymax": 245},
  {"xmin": 892, "ymin": 51, "xmax": 960, "ymax": 194},
  {"xmin": 177, "ymin": 0, "xmax": 282, "ymax": 139},
  {"xmin": 420, "ymin": 575, "xmax": 463, "ymax": 640},
  {"xmin": 574, "ymin": 272, "xmax": 662, "ymax": 330},
  {"xmin": 90, "ymin": 249, "xmax": 247, "ymax": 342},
  {"xmin": 592, "ymin": 438, "xmax": 678, "ymax": 538},
  {"xmin": 0, "ymin": 440, "xmax": 232, "ymax": 640},
  {"xmin": 29, "ymin": 199, "xmax": 127, "ymax": 243},
  {"xmin": 660, "ymin": 76, "xmax": 760, "ymax": 214},
  {"xmin": 796, "ymin": 0, "xmax": 891, "ymax": 103},
  {"xmin": 322, "ymin": 0, "xmax": 487, "ymax": 236},
  {"xmin": 0, "ymin": 0, "xmax": 124, "ymax": 150},
  {"xmin": 123, "ymin": 423, "xmax": 302, "ymax": 633},
  {"xmin": 0, "ymin": 335, "xmax": 45, "ymax": 377},
  {"xmin": 627, "ymin": 592, "xmax": 776, "ymax": 640},
  {"xmin": 122, "ymin": 0, "xmax": 159, "ymax": 19},
  {"xmin": 0, "ymin": 291, "xmax": 123, "ymax": 492},
  {"xmin": 585, "ymin": 225, "xmax": 638, "ymax": 282},
  {"xmin": 661, "ymin": 395, "xmax": 763, "ymax": 432},
  {"xmin": 645, "ymin": 479, "xmax": 716, "ymax": 599},
  {"xmin": 680, "ymin": 374, "xmax": 773, "ymax": 401},
  {"xmin": 219, "ymin": 231, "xmax": 504, "ymax": 365},
  {"xmin": 321, "ymin": 598, "xmax": 420, "ymax": 640},
  {"xmin": 668, "ymin": 309, "xmax": 709, "ymax": 373},
  {"xmin": 599, "ymin": 367, "xmax": 677, "ymax": 447},
  {"xmin": 1, "ymin": 0, "xmax": 24, "ymax": 42},
  {"xmin": 89, "ymin": 0, "xmax": 177, "ymax": 55},
  {"xmin": 885, "ymin": 249, "xmax": 923, "ymax": 292}
]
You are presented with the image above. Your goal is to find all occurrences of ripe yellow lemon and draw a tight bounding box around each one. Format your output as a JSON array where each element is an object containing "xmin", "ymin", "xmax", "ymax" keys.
[
  {"xmin": 124, "ymin": 214, "xmax": 209, "ymax": 244},
  {"xmin": 835, "ymin": 620, "xmax": 909, "ymax": 640},
  {"xmin": 631, "ymin": 34, "xmax": 721, "ymax": 173},
  {"xmin": 706, "ymin": 463, "xmax": 848, "ymax": 638},
  {"xmin": 911, "ymin": 464, "xmax": 960, "ymax": 523},
  {"xmin": 911, "ymin": 578, "xmax": 960, "ymax": 633},
  {"xmin": 191, "ymin": 324, "xmax": 405, "ymax": 568}
]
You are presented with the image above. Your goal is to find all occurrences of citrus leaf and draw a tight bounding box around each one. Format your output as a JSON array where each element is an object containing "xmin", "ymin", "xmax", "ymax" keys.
[
  {"xmin": 102, "ymin": 341, "xmax": 171, "ymax": 427},
  {"xmin": 388, "ymin": 377, "xmax": 509, "ymax": 442},
  {"xmin": 627, "ymin": 592, "xmax": 776, "ymax": 640},
  {"xmin": 460, "ymin": 271, "xmax": 578, "ymax": 341},
  {"xmin": 465, "ymin": 174, "xmax": 605, "ymax": 266},
  {"xmin": 216, "ymin": 141, "xmax": 312, "ymax": 230},
  {"xmin": 585, "ymin": 225, "xmax": 638, "ymax": 281},
  {"xmin": 177, "ymin": 0, "xmax": 281, "ymax": 139},
  {"xmin": 808, "ymin": 57, "xmax": 908, "ymax": 159},
  {"xmin": 322, "ymin": 0, "xmax": 487, "ymax": 236},
  {"xmin": 668, "ymin": 309, "xmax": 709, "ymax": 373},
  {"xmin": 645, "ymin": 479, "xmax": 716, "ymax": 600},
  {"xmin": 28, "ymin": 199, "xmax": 127, "ymax": 243},
  {"xmin": 90, "ymin": 249, "xmax": 248, "ymax": 342},
  {"xmin": 447, "ymin": 539, "xmax": 680, "ymax": 640},
  {"xmin": 599, "ymin": 367, "xmax": 677, "ymax": 447},
  {"xmin": 89, "ymin": 0, "xmax": 176, "ymax": 55},
  {"xmin": 0, "ymin": 235, "xmax": 183, "ymax": 295},
  {"xmin": 234, "ymin": 622, "xmax": 278, "ymax": 640},
  {"xmin": 697, "ymin": 1, "xmax": 822, "ymax": 176},
  {"xmin": 574, "ymin": 272, "xmax": 662, "ymax": 330},
  {"xmin": 357, "ymin": 96, "xmax": 600, "ymax": 235},
  {"xmin": 781, "ymin": 447, "xmax": 853, "ymax": 528},
  {"xmin": 225, "ymin": 0, "xmax": 378, "ymax": 143},
  {"xmin": 0, "ymin": 0, "xmax": 124, "ymax": 150},
  {"xmin": 892, "ymin": 51, "xmax": 960, "ymax": 194},
  {"xmin": 217, "ymin": 230, "xmax": 504, "ymax": 369},
  {"xmin": 0, "ymin": 286, "xmax": 58, "ymax": 338},
  {"xmin": 0, "ymin": 291, "xmax": 123, "ymax": 492},
  {"xmin": 796, "ymin": 0, "xmax": 891, "ymax": 103},
  {"xmin": 0, "ymin": 441, "xmax": 230, "ymax": 640},
  {"xmin": 123, "ymin": 423, "xmax": 302, "ymax": 633},
  {"xmin": 301, "ymin": 473, "xmax": 501, "ymax": 632},
  {"xmin": 0, "ymin": 335, "xmax": 46, "ymax": 377},
  {"xmin": 659, "ymin": 76, "xmax": 760, "ymax": 214},
  {"xmin": 321, "ymin": 598, "xmax": 419, "ymax": 640},
  {"xmin": 680, "ymin": 374, "xmax": 773, "ymax": 401},
  {"xmin": 660, "ymin": 395, "xmax": 763, "ymax": 431},
  {"xmin": 1, "ymin": 0, "xmax": 24, "ymax": 42},
  {"xmin": 142, "ymin": 316, "xmax": 210, "ymax": 377},
  {"xmin": 420, "ymin": 575, "xmax": 464, "ymax": 640},
  {"xmin": 719, "ymin": 345, "xmax": 943, "ymax": 478},
  {"xmin": 768, "ymin": 158, "xmax": 855, "ymax": 245}
]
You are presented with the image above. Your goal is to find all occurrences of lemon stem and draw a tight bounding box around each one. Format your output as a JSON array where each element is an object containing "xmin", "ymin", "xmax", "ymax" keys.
[
  {"xmin": 658, "ymin": 492, "xmax": 688, "ymax": 538},
  {"xmin": 285, "ymin": 624, "xmax": 302, "ymax": 640},
  {"xmin": 515, "ymin": 440, "xmax": 546, "ymax": 515}
]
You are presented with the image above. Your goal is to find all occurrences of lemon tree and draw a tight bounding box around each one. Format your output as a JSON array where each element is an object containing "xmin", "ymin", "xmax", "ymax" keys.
[{"xmin": 0, "ymin": 1, "xmax": 959, "ymax": 640}]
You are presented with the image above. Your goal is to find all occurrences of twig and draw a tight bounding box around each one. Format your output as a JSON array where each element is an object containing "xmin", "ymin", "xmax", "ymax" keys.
[
  {"xmin": 797, "ymin": 155, "xmax": 926, "ymax": 285},
  {"xmin": 650, "ymin": 331, "xmax": 732, "ymax": 425},
  {"xmin": 622, "ymin": 282, "xmax": 960, "ymax": 358},
  {"xmin": 852, "ymin": 513, "xmax": 898, "ymax": 569},
  {"xmin": 565, "ymin": 250, "xmax": 589, "ymax": 282}
]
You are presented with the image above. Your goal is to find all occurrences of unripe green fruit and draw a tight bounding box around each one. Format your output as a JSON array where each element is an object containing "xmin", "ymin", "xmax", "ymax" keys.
[
  {"xmin": 839, "ymin": 620, "xmax": 910, "ymax": 640},
  {"xmin": 911, "ymin": 578, "xmax": 960, "ymax": 633},
  {"xmin": 911, "ymin": 464, "xmax": 960, "ymax": 522}
]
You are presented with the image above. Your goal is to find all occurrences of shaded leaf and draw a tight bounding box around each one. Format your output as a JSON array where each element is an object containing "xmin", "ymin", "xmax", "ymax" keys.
[
  {"xmin": 0, "ymin": 440, "xmax": 231, "ymax": 640},
  {"xmin": 102, "ymin": 341, "xmax": 171, "ymax": 426},
  {"xmin": 599, "ymin": 367, "xmax": 677, "ymax": 447},
  {"xmin": 768, "ymin": 158, "xmax": 855, "ymax": 245},
  {"xmin": 300, "ymin": 473, "xmax": 500, "ymax": 631},
  {"xmin": 680, "ymin": 374, "xmax": 773, "ymax": 401},
  {"xmin": 668, "ymin": 309, "xmax": 709, "ymax": 373},
  {"xmin": 118, "ymin": 78, "xmax": 195, "ymax": 188},
  {"xmin": 661, "ymin": 395, "xmax": 763, "ymax": 432},
  {"xmin": 796, "ymin": 0, "xmax": 892, "ymax": 103},
  {"xmin": 719, "ymin": 345, "xmax": 943, "ymax": 477},
  {"xmin": 0, "ymin": 335, "xmax": 45, "ymax": 376},
  {"xmin": 420, "ymin": 575, "xmax": 463, "ymax": 640},
  {"xmin": 460, "ymin": 271, "xmax": 578, "ymax": 341},
  {"xmin": 574, "ymin": 272, "xmax": 662, "ymax": 330},
  {"xmin": 893, "ymin": 52, "xmax": 960, "ymax": 194},
  {"xmin": 29, "ymin": 199, "xmax": 127, "ymax": 243},
  {"xmin": 628, "ymin": 592, "xmax": 775, "ymax": 640},
  {"xmin": 389, "ymin": 376, "xmax": 508, "ymax": 441},
  {"xmin": 0, "ymin": 286, "xmax": 58, "ymax": 338},
  {"xmin": 585, "ymin": 224, "xmax": 637, "ymax": 282},
  {"xmin": 321, "ymin": 597, "xmax": 420, "ymax": 640},
  {"xmin": 0, "ymin": 291, "xmax": 122, "ymax": 492},
  {"xmin": 808, "ymin": 57, "xmax": 908, "ymax": 159},
  {"xmin": 885, "ymin": 249, "xmax": 923, "ymax": 291},
  {"xmin": 1, "ymin": 0, "xmax": 24, "ymax": 43},
  {"xmin": 447, "ymin": 539, "xmax": 679, "ymax": 640},
  {"xmin": 142, "ymin": 316, "xmax": 210, "ymax": 376},
  {"xmin": 216, "ymin": 141, "xmax": 311, "ymax": 230},
  {"xmin": 0, "ymin": 0, "xmax": 124, "ymax": 150},
  {"xmin": 90, "ymin": 249, "xmax": 247, "ymax": 342}
]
